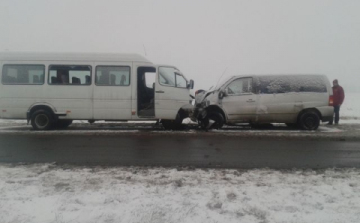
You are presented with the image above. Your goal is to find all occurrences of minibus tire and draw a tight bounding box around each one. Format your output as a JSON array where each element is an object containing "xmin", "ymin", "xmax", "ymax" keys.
[
  {"xmin": 162, "ymin": 120, "xmax": 173, "ymax": 130},
  {"xmin": 31, "ymin": 110, "xmax": 54, "ymax": 130},
  {"xmin": 299, "ymin": 111, "xmax": 320, "ymax": 130},
  {"xmin": 55, "ymin": 120, "xmax": 73, "ymax": 129},
  {"xmin": 162, "ymin": 120, "xmax": 183, "ymax": 130}
]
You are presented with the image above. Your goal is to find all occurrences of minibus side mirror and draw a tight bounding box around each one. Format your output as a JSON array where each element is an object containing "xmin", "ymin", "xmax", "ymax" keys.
[{"xmin": 187, "ymin": 80, "xmax": 194, "ymax": 89}]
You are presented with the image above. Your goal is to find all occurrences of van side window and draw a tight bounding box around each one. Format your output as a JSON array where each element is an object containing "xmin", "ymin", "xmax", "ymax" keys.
[
  {"xmin": 2, "ymin": 64, "xmax": 45, "ymax": 85},
  {"xmin": 227, "ymin": 78, "xmax": 252, "ymax": 95},
  {"xmin": 259, "ymin": 75, "xmax": 327, "ymax": 94},
  {"xmin": 49, "ymin": 65, "xmax": 91, "ymax": 85},
  {"xmin": 95, "ymin": 66, "xmax": 130, "ymax": 86}
]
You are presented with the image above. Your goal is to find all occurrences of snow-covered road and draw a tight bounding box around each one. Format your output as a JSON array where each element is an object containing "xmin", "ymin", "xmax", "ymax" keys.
[{"xmin": 1, "ymin": 164, "xmax": 359, "ymax": 223}]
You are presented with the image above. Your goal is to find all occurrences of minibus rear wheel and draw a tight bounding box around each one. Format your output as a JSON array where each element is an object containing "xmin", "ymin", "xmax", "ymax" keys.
[
  {"xmin": 31, "ymin": 110, "xmax": 55, "ymax": 130},
  {"xmin": 299, "ymin": 111, "xmax": 320, "ymax": 130}
]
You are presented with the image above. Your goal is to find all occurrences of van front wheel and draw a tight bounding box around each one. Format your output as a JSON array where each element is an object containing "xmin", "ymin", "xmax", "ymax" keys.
[
  {"xmin": 202, "ymin": 112, "xmax": 224, "ymax": 129},
  {"xmin": 31, "ymin": 110, "xmax": 54, "ymax": 130},
  {"xmin": 299, "ymin": 111, "xmax": 320, "ymax": 130}
]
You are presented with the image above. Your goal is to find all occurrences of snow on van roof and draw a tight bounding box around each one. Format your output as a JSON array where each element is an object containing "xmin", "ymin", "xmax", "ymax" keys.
[
  {"xmin": 216, "ymin": 74, "xmax": 329, "ymax": 91},
  {"xmin": 231, "ymin": 74, "xmax": 327, "ymax": 78},
  {"xmin": 0, "ymin": 52, "xmax": 151, "ymax": 63}
]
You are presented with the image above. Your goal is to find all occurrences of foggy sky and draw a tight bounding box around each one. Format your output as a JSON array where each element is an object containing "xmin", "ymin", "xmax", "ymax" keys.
[{"xmin": 1, "ymin": 0, "xmax": 359, "ymax": 92}]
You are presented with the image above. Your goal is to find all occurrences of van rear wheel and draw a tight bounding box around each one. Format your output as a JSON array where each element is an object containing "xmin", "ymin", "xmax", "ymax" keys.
[
  {"xmin": 299, "ymin": 111, "xmax": 320, "ymax": 130},
  {"xmin": 31, "ymin": 110, "xmax": 54, "ymax": 130}
]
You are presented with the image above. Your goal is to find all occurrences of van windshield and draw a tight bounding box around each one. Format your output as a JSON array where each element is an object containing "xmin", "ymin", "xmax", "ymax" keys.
[{"xmin": 213, "ymin": 77, "xmax": 231, "ymax": 91}]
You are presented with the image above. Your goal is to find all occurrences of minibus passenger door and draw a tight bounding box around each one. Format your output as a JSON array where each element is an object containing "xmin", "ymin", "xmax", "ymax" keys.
[{"xmin": 155, "ymin": 66, "xmax": 189, "ymax": 120}]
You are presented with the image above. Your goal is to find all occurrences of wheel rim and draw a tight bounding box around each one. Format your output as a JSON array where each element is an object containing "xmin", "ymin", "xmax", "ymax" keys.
[
  {"xmin": 35, "ymin": 114, "xmax": 49, "ymax": 128},
  {"xmin": 305, "ymin": 116, "xmax": 316, "ymax": 129}
]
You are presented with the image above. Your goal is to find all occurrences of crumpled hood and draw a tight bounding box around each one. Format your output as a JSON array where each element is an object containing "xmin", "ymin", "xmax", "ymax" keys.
[{"xmin": 195, "ymin": 90, "xmax": 216, "ymax": 105}]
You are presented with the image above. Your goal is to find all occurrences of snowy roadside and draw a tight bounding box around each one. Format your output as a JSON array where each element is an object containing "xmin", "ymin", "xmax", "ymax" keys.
[
  {"xmin": 1, "ymin": 164, "xmax": 359, "ymax": 223},
  {"xmin": 341, "ymin": 92, "xmax": 360, "ymax": 120}
]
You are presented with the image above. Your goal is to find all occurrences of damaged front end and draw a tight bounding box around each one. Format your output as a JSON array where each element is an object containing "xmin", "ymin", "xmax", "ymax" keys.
[{"xmin": 193, "ymin": 89, "xmax": 222, "ymax": 128}]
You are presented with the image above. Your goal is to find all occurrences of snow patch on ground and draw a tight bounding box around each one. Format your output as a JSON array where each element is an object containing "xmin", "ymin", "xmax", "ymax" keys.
[
  {"xmin": 318, "ymin": 126, "xmax": 343, "ymax": 132},
  {"xmin": 342, "ymin": 93, "xmax": 360, "ymax": 119},
  {"xmin": 1, "ymin": 164, "xmax": 360, "ymax": 223},
  {"xmin": 0, "ymin": 119, "xmax": 27, "ymax": 124}
]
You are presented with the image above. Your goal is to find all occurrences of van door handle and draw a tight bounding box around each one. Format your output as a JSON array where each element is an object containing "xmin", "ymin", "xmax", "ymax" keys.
[
  {"xmin": 156, "ymin": 90, "xmax": 165, "ymax": 93},
  {"xmin": 246, "ymin": 99, "xmax": 255, "ymax": 102}
]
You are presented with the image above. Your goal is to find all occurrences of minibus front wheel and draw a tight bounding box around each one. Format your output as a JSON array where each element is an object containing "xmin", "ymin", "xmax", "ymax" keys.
[
  {"xmin": 31, "ymin": 110, "xmax": 55, "ymax": 130},
  {"xmin": 161, "ymin": 113, "xmax": 183, "ymax": 130},
  {"xmin": 55, "ymin": 120, "xmax": 73, "ymax": 129}
]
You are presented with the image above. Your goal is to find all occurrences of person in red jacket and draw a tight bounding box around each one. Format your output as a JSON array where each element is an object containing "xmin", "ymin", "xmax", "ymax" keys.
[{"xmin": 329, "ymin": 79, "xmax": 345, "ymax": 125}]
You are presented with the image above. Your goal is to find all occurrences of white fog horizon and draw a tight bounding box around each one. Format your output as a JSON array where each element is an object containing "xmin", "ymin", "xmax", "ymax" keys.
[{"xmin": 1, "ymin": 0, "xmax": 359, "ymax": 92}]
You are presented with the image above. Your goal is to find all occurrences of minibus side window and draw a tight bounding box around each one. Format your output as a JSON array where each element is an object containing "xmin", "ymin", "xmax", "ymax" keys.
[
  {"xmin": 175, "ymin": 74, "xmax": 187, "ymax": 88},
  {"xmin": 95, "ymin": 66, "xmax": 130, "ymax": 86},
  {"xmin": 48, "ymin": 65, "xmax": 91, "ymax": 85},
  {"xmin": 159, "ymin": 66, "xmax": 187, "ymax": 88},
  {"xmin": 159, "ymin": 67, "xmax": 175, "ymax": 87},
  {"xmin": 2, "ymin": 64, "xmax": 45, "ymax": 85}
]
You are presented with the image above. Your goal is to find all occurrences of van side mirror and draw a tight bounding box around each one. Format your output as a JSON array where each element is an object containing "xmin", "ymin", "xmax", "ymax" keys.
[
  {"xmin": 218, "ymin": 89, "xmax": 227, "ymax": 99},
  {"xmin": 187, "ymin": 80, "xmax": 194, "ymax": 89}
]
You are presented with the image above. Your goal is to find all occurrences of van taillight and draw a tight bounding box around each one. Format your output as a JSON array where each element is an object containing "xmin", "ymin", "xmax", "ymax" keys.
[{"xmin": 329, "ymin": 95, "xmax": 334, "ymax": 106}]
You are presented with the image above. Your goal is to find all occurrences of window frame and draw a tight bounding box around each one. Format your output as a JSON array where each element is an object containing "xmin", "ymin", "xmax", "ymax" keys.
[
  {"xmin": 95, "ymin": 65, "xmax": 131, "ymax": 87},
  {"xmin": 48, "ymin": 64, "xmax": 92, "ymax": 86},
  {"xmin": 225, "ymin": 77, "xmax": 254, "ymax": 96},
  {"xmin": 175, "ymin": 73, "xmax": 187, "ymax": 89},
  {"xmin": 1, "ymin": 64, "xmax": 46, "ymax": 85},
  {"xmin": 158, "ymin": 66, "xmax": 188, "ymax": 89}
]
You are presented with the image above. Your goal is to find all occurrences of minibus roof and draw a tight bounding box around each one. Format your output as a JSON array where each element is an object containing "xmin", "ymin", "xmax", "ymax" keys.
[{"xmin": 0, "ymin": 52, "xmax": 151, "ymax": 63}]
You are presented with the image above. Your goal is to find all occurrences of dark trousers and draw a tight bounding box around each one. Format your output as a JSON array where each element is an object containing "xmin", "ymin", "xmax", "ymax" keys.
[{"xmin": 330, "ymin": 105, "xmax": 340, "ymax": 124}]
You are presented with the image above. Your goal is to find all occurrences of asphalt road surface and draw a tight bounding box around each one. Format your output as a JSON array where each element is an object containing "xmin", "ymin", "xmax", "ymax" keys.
[{"xmin": 1, "ymin": 131, "xmax": 360, "ymax": 169}]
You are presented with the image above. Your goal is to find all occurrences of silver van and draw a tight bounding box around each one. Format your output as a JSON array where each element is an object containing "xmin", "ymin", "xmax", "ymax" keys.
[{"xmin": 194, "ymin": 74, "xmax": 334, "ymax": 130}]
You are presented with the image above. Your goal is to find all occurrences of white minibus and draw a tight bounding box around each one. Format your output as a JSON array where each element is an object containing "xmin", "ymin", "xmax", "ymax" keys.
[{"xmin": 0, "ymin": 52, "xmax": 194, "ymax": 130}]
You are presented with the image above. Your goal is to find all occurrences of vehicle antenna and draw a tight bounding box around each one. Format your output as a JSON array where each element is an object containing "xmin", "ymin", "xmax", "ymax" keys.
[
  {"xmin": 142, "ymin": 44, "xmax": 147, "ymax": 56},
  {"xmin": 214, "ymin": 66, "xmax": 228, "ymax": 90}
]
